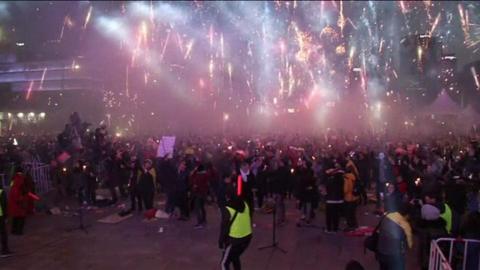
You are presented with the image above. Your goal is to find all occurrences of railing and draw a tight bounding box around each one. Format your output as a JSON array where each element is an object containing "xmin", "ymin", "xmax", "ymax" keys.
[
  {"xmin": 24, "ymin": 162, "xmax": 52, "ymax": 195},
  {"xmin": 429, "ymin": 238, "xmax": 480, "ymax": 270}
]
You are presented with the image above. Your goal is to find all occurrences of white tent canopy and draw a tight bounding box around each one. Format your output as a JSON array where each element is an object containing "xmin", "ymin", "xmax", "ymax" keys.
[{"xmin": 421, "ymin": 90, "xmax": 462, "ymax": 116}]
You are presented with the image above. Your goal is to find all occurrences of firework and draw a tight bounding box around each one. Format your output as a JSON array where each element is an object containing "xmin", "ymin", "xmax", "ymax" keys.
[
  {"xmin": 39, "ymin": 68, "xmax": 47, "ymax": 90},
  {"xmin": 429, "ymin": 13, "xmax": 441, "ymax": 36},
  {"xmin": 472, "ymin": 66, "xmax": 480, "ymax": 90},
  {"xmin": 184, "ymin": 39, "xmax": 194, "ymax": 60},
  {"xmin": 209, "ymin": 58, "xmax": 214, "ymax": 79},
  {"xmin": 25, "ymin": 81, "xmax": 35, "ymax": 101},
  {"xmin": 337, "ymin": 0, "xmax": 345, "ymax": 37},
  {"xmin": 83, "ymin": 5, "xmax": 93, "ymax": 29}
]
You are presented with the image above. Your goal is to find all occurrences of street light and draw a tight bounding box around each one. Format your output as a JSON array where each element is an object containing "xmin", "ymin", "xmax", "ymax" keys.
[{"xmin": 17, "ymin": 112, "xmax": 24, "ymax": 118}]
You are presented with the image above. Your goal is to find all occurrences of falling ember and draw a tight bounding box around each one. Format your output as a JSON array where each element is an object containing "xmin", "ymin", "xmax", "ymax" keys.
[
  {"xmin": 39, "ymin": 68, "xmax": 47, "ymax": 90},
  {"xmin": 83, "ymin": 5, "xmax": 93, "ymax": 29},
  {"xmin": 25, "ymin": 81, "xmax": 35, "ymax": 101},
  {"xmin": 471, "ymin": 66, "xmax": 480, "ymax": 90}
]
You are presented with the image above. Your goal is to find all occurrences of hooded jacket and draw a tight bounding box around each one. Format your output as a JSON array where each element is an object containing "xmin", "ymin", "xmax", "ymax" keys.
[
  {"xmin": 377, "ymin": 212, "xmax": 413, "ymax": 256},
  {"xmin": 8, "ymin": 173, "xmax": 28, "ymax": 218},
  {"xmin": 325, "ymin": 170, "xmax": 345, "ymax": 203}
]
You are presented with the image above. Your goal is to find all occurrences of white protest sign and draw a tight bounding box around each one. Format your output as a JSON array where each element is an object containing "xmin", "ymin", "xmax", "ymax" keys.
[{"xmin": 156, "ymin": 136, "xmax": 176, "ymax": 158}]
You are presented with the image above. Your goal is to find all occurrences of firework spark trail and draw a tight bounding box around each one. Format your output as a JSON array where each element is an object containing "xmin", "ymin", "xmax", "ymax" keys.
[
  {"xmin": 184, "ymin": 39, "xmax": 194, "ymax": 59},
  {"xmin": 337, "ymin": 0, "xmax": 345, "ymax": 37},
  {"xmin": 176, "ymin": 33, "xmax": 184, "ymax": 54},
  {"xmin": 429, "ymin": 13, "xmax": 441, "ymax": 36},
  {"xmin": 227, "ymin": 62, "xmax": 233, "ymax": 90},
  {"xmin": 159, "ymin": 30, "xmax": 171, "ymax": 62},
  {"xmin": 379, "ymin": 39, "xmax": 384, "ymax": 53},
  {"xmin": 209, "ymin": 58, "xmax": 214, "ymax": 79},
  {"xmin": 149, "ymin": 1, "xmax": 155, "ymax": 25},
  {"xmin": 25, "ymin": 81, "xmax": 35, "ymax": 101},
  {"xmin": 126, "ymin": 65, "xmax": 129, "ymax": 97},
  {"xmin": 39, "ymin": 68, "xmax": 47, "ymax": 90},
  {"xmin": 209, "ymin": 24, "xmax": 214, "ymax": 48},
  {"xmin": 288, "ymin": 65, "xmax": 294, "ymax": 97},
  {"xmin": 278, "ymin": 71, "xmax": 284, "ymax": 96},
  {"xmin": 220, "ymin": 33, "xmax": 225, "ymax": 59},
  {"xmin": 83, "ymin": 6, "xmax": 93, "ymax": 29},
  {"xmin": 348, "ymin": 46, "xmax": 355, "ymax": 69},
  {"xmin": 472, "ymin": 66, "xmax": 480, "ymax": 90},
  {"xmin": 141, "ymin": 21, "xmax": 148, "ymax": 45},
  {"xmin": 399, "ymin": 1, "xmax": 407, "ymax": 14},
  {"xmin": 458, "ymin": 4, "xmax": 470, "ymax": 40},
  {"xmin": 59, "ymin": 18, "xmax": 66, "ymax": 42},
  {"xmin": 424, "ymin": 0, "xmax": 432, "ymax": 22}
]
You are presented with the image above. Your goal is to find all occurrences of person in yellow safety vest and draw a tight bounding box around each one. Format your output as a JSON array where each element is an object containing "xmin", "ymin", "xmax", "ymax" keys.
[
  {"xmin": 425, "ymin": 193, "xmax": 453, "ymax": 234},
  {"xmin": 439, "ymin": 203, "xmax": 452, "ymax": 234},
  {"xmin": 0, "ymin": 186, "xmax": 13, "ymax": 258},
  {"xmin": 219, "ymin": 186, "xmax": 252, "ymax": 270}
]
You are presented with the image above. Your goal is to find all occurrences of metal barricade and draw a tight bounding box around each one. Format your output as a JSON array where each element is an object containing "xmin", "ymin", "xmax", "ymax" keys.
[
  {"xmin": 24, "ymin": 162, "xmax": 52, "ymax": 195},
  {"xmin": 429, "ymin": 238, "xmax": 480, "ymax": 270}
]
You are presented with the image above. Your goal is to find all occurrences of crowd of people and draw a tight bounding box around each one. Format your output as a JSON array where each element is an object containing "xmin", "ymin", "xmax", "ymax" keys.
[{"xmin": 0, "ymin": 112, "xmax": 480, "ymax": 269}]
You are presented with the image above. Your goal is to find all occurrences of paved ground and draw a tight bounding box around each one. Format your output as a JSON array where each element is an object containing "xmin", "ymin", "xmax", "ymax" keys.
[{"xmin": 0, "ymin": 196, "xmax": 419, "ymax": 270}]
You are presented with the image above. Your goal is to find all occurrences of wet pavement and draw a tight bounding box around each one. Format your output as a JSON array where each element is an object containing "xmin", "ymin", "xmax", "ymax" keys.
[{"xmin": 1, "ymin": 196, "xmax": 419, "ymax": 270}]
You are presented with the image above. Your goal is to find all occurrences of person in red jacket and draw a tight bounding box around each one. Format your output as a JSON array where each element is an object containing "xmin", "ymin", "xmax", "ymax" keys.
[
  {"xmin": 8, "ymin": 168, "xmax": 29, "ymax": 235},
  {"xmin": 190, "ymin": 164, "xmax": 210, "ymax": 229}
]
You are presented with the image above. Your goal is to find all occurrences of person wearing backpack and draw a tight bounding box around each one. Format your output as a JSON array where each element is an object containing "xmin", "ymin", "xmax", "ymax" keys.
[
  {"xmin": 344, "ymin": 165, "xmax": 359, "ymax": 231},
  {"xmin": 219, "ymin": 187, "xmax": 252, "ymax": 270},
  {"xmin": 376, "ymin": 199, "xmax": 413, "ymax": 270}
]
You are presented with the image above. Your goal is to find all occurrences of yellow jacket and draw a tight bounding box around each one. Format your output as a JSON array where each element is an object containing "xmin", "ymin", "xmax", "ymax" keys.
[
  {"xmin": 344, "ymin": 173, "xmax": 359, "ymax": 202},
  {"xmin": 386, "ymin": 212, "xmax": 413, "ymax": 249}
]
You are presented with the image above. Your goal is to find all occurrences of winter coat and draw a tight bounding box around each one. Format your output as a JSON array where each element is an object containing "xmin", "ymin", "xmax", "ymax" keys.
[
  {"xmin": 190, "ymin": 170, "xmax": 210, "ymax": 197},
  {"xmin": 377, "ymin": 212, "xmax": 413, "ymax": 256},
  {"xmin": 8, "ymin": 173, "xmax": 29, "ymax": 218},
  {"xmin": 137, "ymin": 169, "xmax": 156, "ymax": 195},
  {"xmin": 325, "ymin": 171, "xmax": 344, "ymax": 203},
  {"xmin": 343, "ymin": 172, "xmax": 358, "ymax": 202}
]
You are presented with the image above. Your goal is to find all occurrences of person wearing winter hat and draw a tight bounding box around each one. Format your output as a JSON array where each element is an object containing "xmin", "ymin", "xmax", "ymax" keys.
[{"xmin": 417, "ymin": 200, "xmax": 447, "ymax": 270}]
